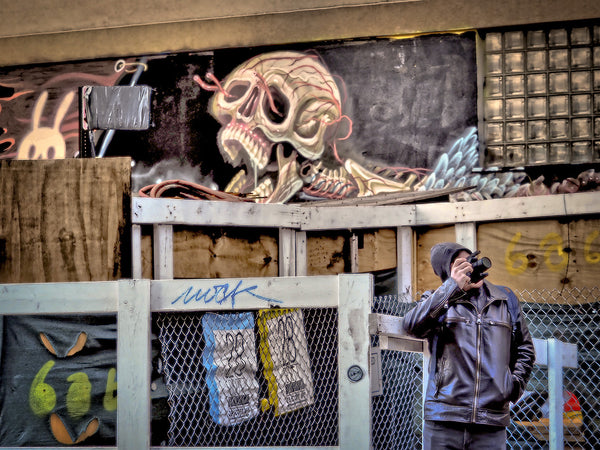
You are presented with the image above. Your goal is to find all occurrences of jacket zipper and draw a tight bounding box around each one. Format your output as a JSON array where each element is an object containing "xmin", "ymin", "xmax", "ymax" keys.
[
  {"xmin": 472, "ymin": 311, "xmax": 482, "ymax": 421},
  {"xmin": 472, "ymin": 298, "xmax": 497, "ymax": 421}
]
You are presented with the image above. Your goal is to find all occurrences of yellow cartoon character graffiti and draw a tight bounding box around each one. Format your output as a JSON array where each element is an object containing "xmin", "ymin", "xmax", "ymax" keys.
[{"xmin": 17, "ymin": 90, "xmax": 74, "ymax": 160}]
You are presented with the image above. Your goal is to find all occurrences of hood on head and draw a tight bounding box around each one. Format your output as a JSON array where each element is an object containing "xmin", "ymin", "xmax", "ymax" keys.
[{"xmin": 430, "ymin": 242, "xmax": 472, "ymax": 282}]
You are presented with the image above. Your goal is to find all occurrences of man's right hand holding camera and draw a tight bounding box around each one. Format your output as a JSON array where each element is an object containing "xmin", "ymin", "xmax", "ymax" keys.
[{"xmin": 451, "ymin": 251, "xmax": 485, "ymax": 291}]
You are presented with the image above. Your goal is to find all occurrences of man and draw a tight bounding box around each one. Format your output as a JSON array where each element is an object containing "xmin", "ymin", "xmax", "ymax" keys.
[{"xmin": 402, "ymin": 242, "xmax": 535, "ymax": 450}]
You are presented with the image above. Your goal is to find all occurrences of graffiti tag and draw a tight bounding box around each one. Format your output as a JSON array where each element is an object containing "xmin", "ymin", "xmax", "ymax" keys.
[
  {"xmin": 30, "ymin": 362, "xmax": 117, "ymax": 418},
  {"xmin": 171, "ymin": 280, "xmax": 283, "ymax": 308},
  {"xmin": 505, "ymin": 230, "xmax": 600, "ymax": 275}
]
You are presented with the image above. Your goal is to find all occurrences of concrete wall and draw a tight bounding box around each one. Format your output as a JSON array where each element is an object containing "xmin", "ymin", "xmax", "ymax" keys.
[{"xmin": 1, "ymin": 0, "xmax": 599, "ymax": 66}]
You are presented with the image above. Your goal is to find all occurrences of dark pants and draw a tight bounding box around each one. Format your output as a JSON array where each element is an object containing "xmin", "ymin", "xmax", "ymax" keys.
[{"xmin": 423, "ymin": 420, "xmax": 507, "ymax": 450}]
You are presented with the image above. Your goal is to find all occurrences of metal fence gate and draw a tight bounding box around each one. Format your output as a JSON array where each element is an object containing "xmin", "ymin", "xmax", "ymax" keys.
[
  {"xmin": 156, "ymin": 307, "xmax": 340, "ymax": 447},
  {"xmin": 150, "ymin": 274, "xmax": 373, "ymax": 450},
  {"xmin": 371, "ymin": 287, "xmax": 599, "ymax": 450}
]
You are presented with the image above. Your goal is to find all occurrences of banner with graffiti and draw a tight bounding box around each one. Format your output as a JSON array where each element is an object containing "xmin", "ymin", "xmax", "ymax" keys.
[
  {"xmin": 202, "ymin": 312, "xmax": 260, "ymax": 426},
  {"xmin": 258, "ymin": 309, "xmax": 315, "ymax": 416},
  {"xmin": 0, "ymin": 315, "xmax": 117, "ymax": 446}
]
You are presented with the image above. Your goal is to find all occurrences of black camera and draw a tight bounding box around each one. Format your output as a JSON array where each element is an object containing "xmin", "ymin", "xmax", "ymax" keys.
[{"xmin": 466, "ymin": 251, "xmax": 492, "ymax": 283}]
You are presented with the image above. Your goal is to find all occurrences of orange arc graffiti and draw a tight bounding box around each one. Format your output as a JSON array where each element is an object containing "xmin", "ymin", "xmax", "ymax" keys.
[{"xmin": 49, "ymin": 413, "xmax": 99, "ymax": 445}]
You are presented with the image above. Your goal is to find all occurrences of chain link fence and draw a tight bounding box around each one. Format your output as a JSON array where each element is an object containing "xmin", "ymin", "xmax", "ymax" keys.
[
  {"xmin": 155, "ymin": 308, "xmax": 338, "ymax": 447},
  {"xmin": 371, "ymin": 287, "xmax": 600, "ymax": 450},
  {"xmin": 151, "ymin": 287, "xmax": 598, "ymax": 448}
]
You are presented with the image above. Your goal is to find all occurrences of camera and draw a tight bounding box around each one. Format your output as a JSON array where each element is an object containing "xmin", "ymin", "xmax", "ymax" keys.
[{"xmin": 466, "ymin": 251, "xmax": 492, "ymax": 283}]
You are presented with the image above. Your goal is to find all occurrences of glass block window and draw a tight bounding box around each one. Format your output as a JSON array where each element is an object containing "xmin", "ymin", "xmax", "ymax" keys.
[{"xmin": 482, "ymin": 24, "xmax": 600, "ymax": 167}]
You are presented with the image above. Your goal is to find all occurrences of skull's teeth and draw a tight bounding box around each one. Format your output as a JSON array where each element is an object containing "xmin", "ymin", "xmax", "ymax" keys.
[
  {"xmin": 222, "ymin": 123, "xmax": 271, "ymax": 170},
  {"xmin": 252, "ymin": 178, "xmax": 274, "ymax": 200}
]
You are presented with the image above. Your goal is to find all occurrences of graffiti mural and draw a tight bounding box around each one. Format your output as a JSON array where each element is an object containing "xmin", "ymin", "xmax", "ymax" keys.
[
  {"xmin": 2, "ymin": 33, "xmax": 597, "ymax": 203},
  {"xmin": 16, "ymin": 90, "xmax": 75, "ymax": 160},
  {"xmin": 0, "ymin": 58, "xmax": 140, "ymax": 160},
  {"xmin": 0, "ymin": 34, "xmax": 482, "ymax": 200},
  {"xmin": 0, "ymin": 316, "xmax": 118, "ymax": 446},
  {"xmin": 195, "ymin": 51, "xmax": 419, "ymax": 203}
]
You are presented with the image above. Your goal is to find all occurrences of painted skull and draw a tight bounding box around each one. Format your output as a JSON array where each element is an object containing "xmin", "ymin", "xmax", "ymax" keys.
[{"xmin": 206, "ymin": 51, "xmax": 342, "ymax": 202}]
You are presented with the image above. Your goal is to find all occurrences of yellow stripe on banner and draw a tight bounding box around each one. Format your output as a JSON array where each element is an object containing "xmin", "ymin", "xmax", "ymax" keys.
[{"xmin": 257, "ymin": 308, "xmax": 295, "ymax": 416}]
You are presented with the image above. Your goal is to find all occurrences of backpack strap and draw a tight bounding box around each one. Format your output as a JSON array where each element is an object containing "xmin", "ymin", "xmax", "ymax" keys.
[
  {"xmin": 497, "ymin": 285, "xmax": 520, "ymax": 333},
  {"xmin": 497, "ymin": 285, "xmax": 522, "ymax": 371}
]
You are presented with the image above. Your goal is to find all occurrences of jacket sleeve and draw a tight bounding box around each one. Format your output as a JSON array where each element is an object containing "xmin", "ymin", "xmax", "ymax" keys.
[
  {"xmin": 509, "ymin": 293, "xmax": 536, "ymax": 403},
  {"xmin": 401, "ymin": 278, "xmax": 465, "ymax": 339}
]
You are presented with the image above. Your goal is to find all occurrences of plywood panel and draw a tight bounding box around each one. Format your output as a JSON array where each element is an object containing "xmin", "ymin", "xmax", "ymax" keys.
[
  {"xmin": 415, "ymin": 219, "xmax": 600, "ymax": 301},
  {"xmin": 358, "ymin": 229, "xmax": 397, "ymax": 273},
  {"xmin": 478, "ymin": 219, "xmax": 600, "ymax": 293},
  {"xmin": 144, "ymin": 226, "xmax": 397, "ymax": 278},
  {"xmin": 0, "ymin": 158, "xmax": 131, "ymax": 283},
  {"xmin": 415, "ymin": 226, "xmax": 455, "ymax": 295},
  {"xmin": 141, "ymin": 232, "xmax": 153, "ymax": 279},
  {"xmin": 307, "ymin": 232, "xmax": 347, "ymax": 275},
  {"xmin": 142, "ymin": 227, "xmax": 278, "ymax": 278}
]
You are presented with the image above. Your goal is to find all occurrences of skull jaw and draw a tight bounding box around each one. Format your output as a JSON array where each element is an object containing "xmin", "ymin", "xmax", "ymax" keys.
[
  {"xmin": 219, "ymin": 124, "xmax": 303, "ymax": 203},
  {"xmin": 217, "ymin": 121, "xmax": 272, "ymax": 172}
]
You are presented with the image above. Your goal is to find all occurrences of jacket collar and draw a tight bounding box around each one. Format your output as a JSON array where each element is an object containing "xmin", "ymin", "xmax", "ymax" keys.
[{"xmin": 484, "ymin": 281, "xmax": 509, "ymax": 302}]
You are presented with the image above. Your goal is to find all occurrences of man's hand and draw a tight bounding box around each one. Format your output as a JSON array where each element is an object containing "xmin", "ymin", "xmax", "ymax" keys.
[{"xmin": 451, "ymin": 256, "xmax": 485, "ymax": 291}]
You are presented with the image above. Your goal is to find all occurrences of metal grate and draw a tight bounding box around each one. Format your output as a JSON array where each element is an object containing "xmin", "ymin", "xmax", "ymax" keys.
[
  {"xmin": 155, "ymin": 308, "xmax": 338, "ymax": 447},
  {"xmin": 372, "ymin": 287, "xmax": 600, "ymax": 450}
]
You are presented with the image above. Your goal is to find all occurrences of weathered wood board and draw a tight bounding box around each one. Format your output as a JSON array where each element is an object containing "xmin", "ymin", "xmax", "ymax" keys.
[
  {"xmin": 415, "ymin": 225, "xmax": 455, "ymax": 295},
  {"xmin": 478, "ymin": 218, "xmax": 600, "ymax": 294},
  {"xmin": 415, "ymin": 219, "xmax": 600, "ymax": 301},
  {"xmin": 0, "ymin": 158, "xmax": 131, "ymax": 283},
  {"xmin": 141, "ymin": 227, "xmax": 279, "ymax": 279}
]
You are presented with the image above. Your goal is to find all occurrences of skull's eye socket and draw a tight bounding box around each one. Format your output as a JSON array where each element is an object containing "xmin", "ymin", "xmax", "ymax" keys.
[
  {"xmin": 225, "ymin": 82, "xmax": 250, "ymax": 102},
  {"xmin": 263, "ymin": 86, "xmax": 288, "ymax": 124},
  {"xmin": 295, "ymin": 99, "xmax": 334, "ymax": 139}
]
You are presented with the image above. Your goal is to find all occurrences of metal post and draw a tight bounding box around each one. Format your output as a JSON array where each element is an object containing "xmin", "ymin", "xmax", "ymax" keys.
[
  {"xmin": 422, "ymin": 345, "xmax": 430, "ymax": 450},
  {"xmin": 338, "ymin": 273, "xmax": 372, "ymax": 449},
  {"xmin": 548, "ymin": 338, "xmax": 564, "ymax": 450}
]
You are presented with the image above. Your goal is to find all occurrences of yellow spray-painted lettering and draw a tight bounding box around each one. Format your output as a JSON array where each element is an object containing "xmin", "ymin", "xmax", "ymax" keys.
[
  {"xmin": 505, "ymin": 232, "xmax": 528, "ymax": 275},
  {"xmin": 29, "ymin": 360, "xmax": 57, "ymax": 417},
  {"xmin": 66, "ymin": 372, "xmax": 92, "ymax": 419},
  {"xmin": 103, "ymin": 368, "xmax": 117, "ymax": 411},
  {"xmin": 585, "ymin": 230, "xmax": 600, "ymax": 264},
  {"xmin": 539, "ymin": 232, "xmax": 568, "ymax": 272}
]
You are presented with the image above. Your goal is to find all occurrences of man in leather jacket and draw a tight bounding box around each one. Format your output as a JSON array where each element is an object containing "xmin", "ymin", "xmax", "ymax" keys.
[{"xmin": 402, "ymin": 242, "xmax": 535, "ymax": 450}]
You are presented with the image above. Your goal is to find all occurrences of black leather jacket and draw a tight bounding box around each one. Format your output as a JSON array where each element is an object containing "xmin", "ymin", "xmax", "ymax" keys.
[{"xmin": 402, "ymin": 279, "xmax": 535, "ymax": 427}]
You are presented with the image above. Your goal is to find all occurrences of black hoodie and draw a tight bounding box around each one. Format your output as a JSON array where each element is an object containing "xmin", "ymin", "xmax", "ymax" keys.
[{"xmin": 430, "ymin": 242, "xmax": 472, "ymax": 282}]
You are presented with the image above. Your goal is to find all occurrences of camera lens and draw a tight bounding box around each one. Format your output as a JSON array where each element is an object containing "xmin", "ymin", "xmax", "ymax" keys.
[{"xmin": 479, "ymin": 257, "xmax": 492, "ymax": 270}]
